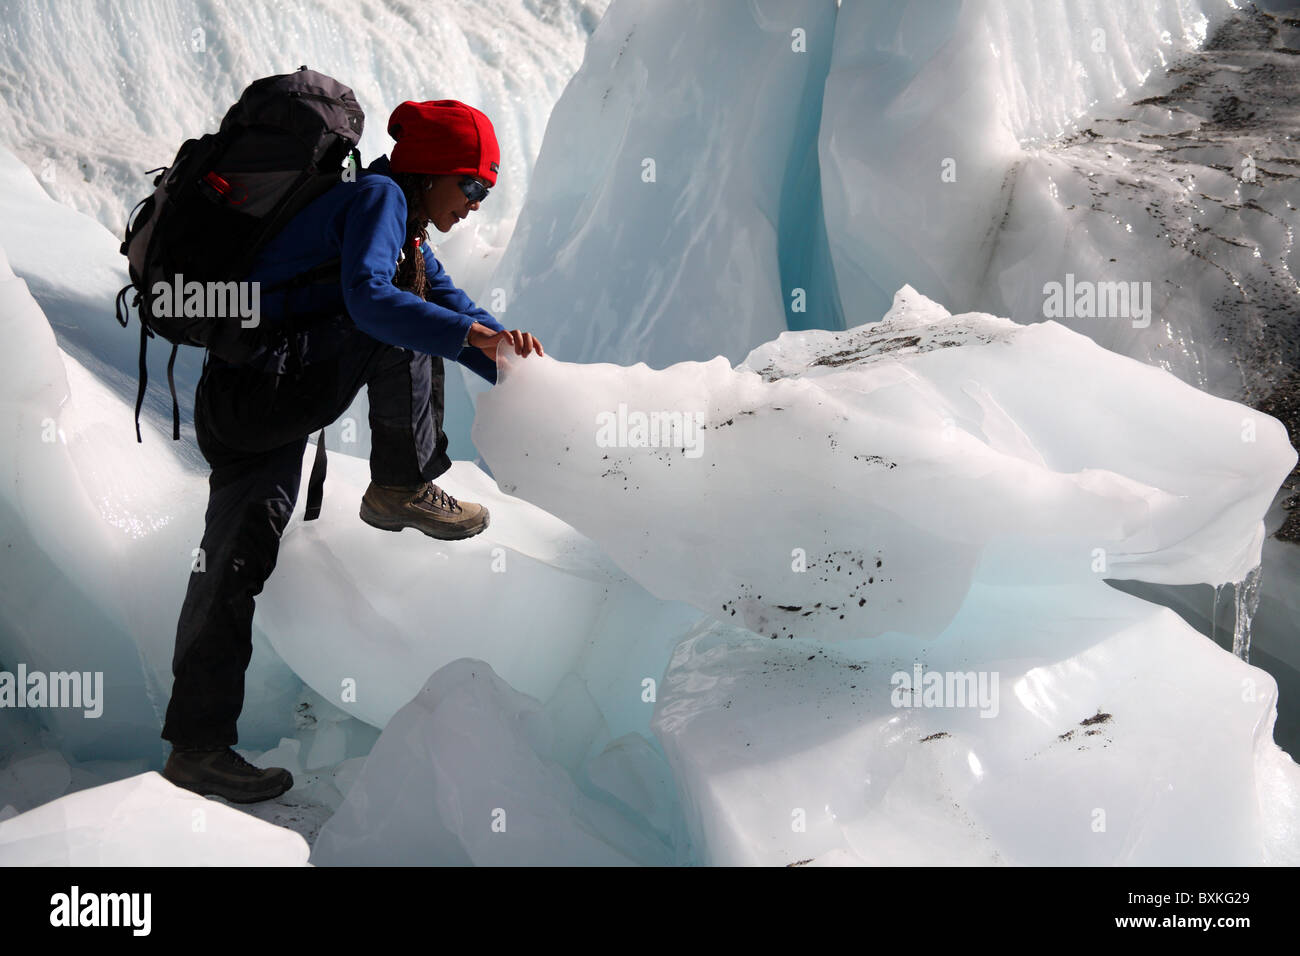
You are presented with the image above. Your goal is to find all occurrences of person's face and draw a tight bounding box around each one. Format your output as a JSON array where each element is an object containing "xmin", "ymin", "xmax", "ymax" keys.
[{"xmin": 418, "ymin": 173, "xmax": 489, "ymax": 232}]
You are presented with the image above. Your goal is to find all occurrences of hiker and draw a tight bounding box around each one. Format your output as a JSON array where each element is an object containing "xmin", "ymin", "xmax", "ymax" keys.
[{"xmin": 159, "ymin": 99, "xmax": 543, "ymax": 803}]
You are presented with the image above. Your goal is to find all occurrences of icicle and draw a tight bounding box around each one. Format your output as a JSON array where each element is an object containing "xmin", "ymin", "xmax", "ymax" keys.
[
  {"xmin": 1210, "ymin": 582, "xmax": 1229, "ymax": 645},
  {"xmin": 1231, "ymin": 564, "xmax": 1262, "ymax": 664}
]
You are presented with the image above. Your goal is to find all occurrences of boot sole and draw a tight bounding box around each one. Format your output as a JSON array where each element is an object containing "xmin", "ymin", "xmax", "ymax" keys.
[{"xmin": 359, "ymin": 501, "xmax": 490, "ymax": 541}]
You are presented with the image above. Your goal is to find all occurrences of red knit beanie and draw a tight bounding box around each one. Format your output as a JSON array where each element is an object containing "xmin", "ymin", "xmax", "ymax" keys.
[{"xmin": 386, "ymin": 100, "xmax": 500, "ymax": 186}]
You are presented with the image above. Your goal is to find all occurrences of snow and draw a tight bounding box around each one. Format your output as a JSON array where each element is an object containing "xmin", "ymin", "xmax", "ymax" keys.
[{"xmin": 0, "ymin": 0, "xmax": 606, "ymax": 260}]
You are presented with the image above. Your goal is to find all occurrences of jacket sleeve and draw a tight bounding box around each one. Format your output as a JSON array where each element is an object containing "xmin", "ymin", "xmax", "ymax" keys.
[
  {"xmin": 335, "ymin": 179, "xmax": 476, "ymax": 360},
  {"xmin": 420, "ymin": 243, "xmax": 507, "ymax": 384}
]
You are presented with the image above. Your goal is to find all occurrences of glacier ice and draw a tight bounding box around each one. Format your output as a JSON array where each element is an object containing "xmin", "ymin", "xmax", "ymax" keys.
[
  {"xmin": 486, "ymin": 0, "xmax": 845, "ymax": 369},
  {"xmin": 2, "ymin": 0, "xmax": 1299, "ymax": 867},
  {"xmin": 259, "ymin": 450, "xmax": 701, "ymax": 730},
  {"xmin": 488, "ymin": 0, "xmax": 1238, "ymax": 367},
  {"xmin": 653, "ymin": 584, "xmax": 1300, "ymax": 866},
  {"xmin": 474, "ymin": 286, "xmax": 1295, "ymax": 643},
  {"xmin": 310, "ymin": 658, "xmax": 673, "ymax": 866},
  {"xmin": 0, "ymin": 771, "xmax": 310, "ymax": 865},
  {"xmin": 818, "ymin": 0, "xmax": 1236, "ymax": 327}
]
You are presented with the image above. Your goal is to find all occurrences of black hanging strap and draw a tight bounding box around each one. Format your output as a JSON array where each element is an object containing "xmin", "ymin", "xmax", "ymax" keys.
[
  {"xmin": 134, "ymin": 324, "xmax": 149, "ymax": 443},
  {"xmin": 114, "ymin": 284, "xmax": 134, "ymax": 329},
  {"xmin": 303, "ymin": 428, "xmax": 327, "ymax": 521},
  {"xmin": 131, "ymin": 322, "xmax": 181, "ymax": 442},
  {"xmin": 166, "ymin": 343, "xmax": 181, "ymax": 440}
]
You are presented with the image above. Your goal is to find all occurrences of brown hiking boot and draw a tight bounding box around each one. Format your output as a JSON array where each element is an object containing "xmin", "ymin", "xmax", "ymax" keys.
[
  {"xmin": 161, "ymin": 746, "xmax": 293, "ymax": 804},
  {"xmin": 359, "ymin": 480, "xmax": 489, "ymax": 540}
]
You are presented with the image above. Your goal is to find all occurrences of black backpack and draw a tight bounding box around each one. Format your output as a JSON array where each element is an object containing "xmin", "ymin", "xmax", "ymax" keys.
[{"xmin": 115, "ymin": 66, "xmax": 364, "ymax": 519}]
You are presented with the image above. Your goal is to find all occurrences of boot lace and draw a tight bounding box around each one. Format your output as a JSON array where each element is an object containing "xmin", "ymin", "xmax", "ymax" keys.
[
  {"xmin": 415, "ymin": 482, "xmax": 462, "ymax": 513},
  {"xmin": 220, "ymin": 748, "xmax": 264, "ymax": 773}
]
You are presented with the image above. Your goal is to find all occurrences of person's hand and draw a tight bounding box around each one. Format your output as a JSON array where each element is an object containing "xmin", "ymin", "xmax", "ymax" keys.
[{"xmin": 467, "ymin": 323, "xmax": 544, "ymax": 359}]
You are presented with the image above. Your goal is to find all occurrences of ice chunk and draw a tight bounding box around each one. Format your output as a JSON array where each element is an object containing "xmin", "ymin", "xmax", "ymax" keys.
[
  {"xmin": 652, "ymin": 584, "xmax": 1300, "ymax": 865},
  {"xmin": 0, "ymin": 236, "xmax": 308, "ymax": 754},
  {"xmin": 474, "ymin": 287, "xmax": 1294, "ymax": 642},
  {"xmin": 0, "ymin": 241, "xmax": 197, "ymax": 755},
  {"xmin": 310, "ymin": 659, "xmax": 672, "ymax": 866},
  {"xmin": 259, "ymin": 451, "xmax": 672, "ymax": 730},
  {"xmin": 0, "ymin": 772, "xmax": 310, "ymax": 865}
]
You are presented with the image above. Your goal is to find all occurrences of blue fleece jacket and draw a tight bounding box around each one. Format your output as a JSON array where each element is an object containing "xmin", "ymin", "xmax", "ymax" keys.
[{"xmin": 234, "ymin": 154, "xmax": 505, "ymax": 383}]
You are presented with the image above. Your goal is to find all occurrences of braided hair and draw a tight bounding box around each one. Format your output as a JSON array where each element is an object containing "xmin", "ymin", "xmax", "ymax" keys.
[{"xmin": 389, "ymin": 171, "xmax": 432, "ymax": 300}]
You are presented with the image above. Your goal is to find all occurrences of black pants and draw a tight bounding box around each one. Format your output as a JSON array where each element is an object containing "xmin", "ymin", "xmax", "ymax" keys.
[{"xmin": 160, "ymin": 325, "xmax": 451, "ymax": 748}]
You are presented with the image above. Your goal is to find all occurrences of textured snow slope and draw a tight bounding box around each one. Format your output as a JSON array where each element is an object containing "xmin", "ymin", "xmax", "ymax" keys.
[
  {"xmin": 0, "ymin": 0, "xmax": 608, "ymax": 462},
  {"xmin": 0, "ymin": 0, "xmax": 606, "ymax": 260}
]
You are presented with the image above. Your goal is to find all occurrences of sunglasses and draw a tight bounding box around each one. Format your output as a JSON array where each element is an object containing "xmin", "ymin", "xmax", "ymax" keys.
[{"xmin": 459, "ymin": 177, "xmax": 490, "ymax": 203}]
